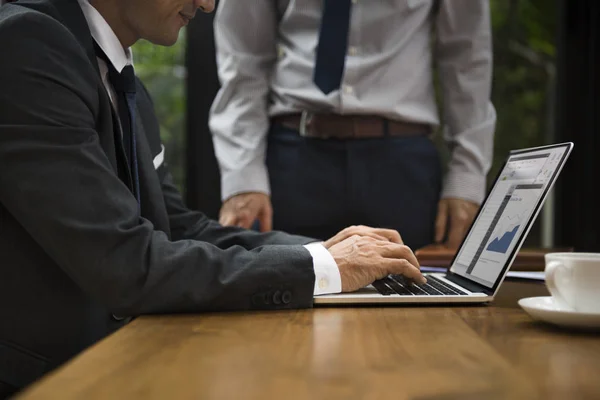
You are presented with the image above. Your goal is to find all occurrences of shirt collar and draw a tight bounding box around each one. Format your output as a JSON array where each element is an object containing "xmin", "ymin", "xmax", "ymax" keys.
[{"xmin": 77, "ymin": 0, "xmax": 133, "ymax": 73}]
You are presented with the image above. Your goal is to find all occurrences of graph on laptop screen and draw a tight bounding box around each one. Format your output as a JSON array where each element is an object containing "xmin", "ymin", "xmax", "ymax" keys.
[{"xmin": 450, "ymin": 145, "xmax": 568, "ymax": 288}]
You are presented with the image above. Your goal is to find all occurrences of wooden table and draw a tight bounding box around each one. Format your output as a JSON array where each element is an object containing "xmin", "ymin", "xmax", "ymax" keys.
[{"xmin": 16, "ymin": 281, "xmax": 600, "ymax": 400}]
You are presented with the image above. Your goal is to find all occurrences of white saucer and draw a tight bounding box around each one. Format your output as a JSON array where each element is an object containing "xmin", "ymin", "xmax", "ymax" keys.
[{"xmin": 518, "ymin": 296, "xmax": 600, "ymax": 330}]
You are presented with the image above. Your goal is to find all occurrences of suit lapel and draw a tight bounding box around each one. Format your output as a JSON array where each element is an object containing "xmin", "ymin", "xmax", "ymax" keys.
[
  {"xmin": 134, "ymin": 101, "xmax": 171, "ymax": 234},
  {"xmin": 108, "ymin": 97, "xmax": 135, "ymax": 191}
]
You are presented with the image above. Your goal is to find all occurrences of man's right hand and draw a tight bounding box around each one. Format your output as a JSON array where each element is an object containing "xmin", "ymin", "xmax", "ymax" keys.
[
  {"xmin": 219, "ymin": 192, "xmax": 273, "ymax": 232},
  {"xmin": 328, "ymin": 235, "xmax": 426, "ymax": 292}
]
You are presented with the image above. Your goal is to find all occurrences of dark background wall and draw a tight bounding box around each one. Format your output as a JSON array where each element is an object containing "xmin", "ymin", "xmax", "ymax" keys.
[
  {"xmin": 186, "ymin": 3, "xmax": 221, "ymax": 220},
  {"xmin": 553, "ymin": 0, "xmax": 600, "ymax": 251}
]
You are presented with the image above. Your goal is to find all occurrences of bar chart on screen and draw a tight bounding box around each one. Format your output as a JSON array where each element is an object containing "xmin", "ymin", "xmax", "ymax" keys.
[
  {"xmin": 470, "ymin": 185, "xmax": 541, "ymax": 282},
  {"xmin": 485, "ymin": 199, "xmax": 529, "ymax": 254},
  {"xmin": 486, "ymin": 225, "xmax": 519, "ymax": 254}
]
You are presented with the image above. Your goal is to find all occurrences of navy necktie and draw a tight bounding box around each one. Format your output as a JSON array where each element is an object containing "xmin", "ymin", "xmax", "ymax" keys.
[
  {"xmin": 108, "ymin": 64, "xmax": 141, "ymax": 206},
  {"xmin": 313, "ymin": 0, "xmax": 353, "ymax": 94}
]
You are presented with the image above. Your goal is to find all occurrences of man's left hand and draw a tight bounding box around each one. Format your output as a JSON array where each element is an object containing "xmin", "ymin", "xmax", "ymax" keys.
[{"xmin": 435, "ymin": 198, "xmax": 480, "ymax": 249}]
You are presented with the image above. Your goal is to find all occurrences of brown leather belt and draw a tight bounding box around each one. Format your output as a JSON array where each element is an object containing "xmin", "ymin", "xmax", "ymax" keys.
[{"xmin": 272, "ymin": 112, "xmax": 431, "ymax": 139}]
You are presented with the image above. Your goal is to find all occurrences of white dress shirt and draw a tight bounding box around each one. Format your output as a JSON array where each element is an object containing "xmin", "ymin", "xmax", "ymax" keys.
[
  {"xmin": 77, "ymin": 0, "xmax": 342, "ymax": 296},
  {"xmin": 210, "ymin": 0, "xmax": 496, "ymax": 205},
  {"xmin": 77, "ymin": 0, "xmax": 131, "ymax": 107}
]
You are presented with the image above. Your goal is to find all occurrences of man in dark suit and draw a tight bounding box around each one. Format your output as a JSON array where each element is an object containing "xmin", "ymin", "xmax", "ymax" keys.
[{"xmin": 0, "ymin": 0, "xmax": 426, "ymax": 395}]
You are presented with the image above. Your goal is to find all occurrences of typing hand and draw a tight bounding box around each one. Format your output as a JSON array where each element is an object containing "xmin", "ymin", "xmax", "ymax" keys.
[
  {"xmin": 328, "ymin": 235, "xmax": 426, "ymax": 292},
  {"xmin": 219, "ymin": 192, "xmax": 273, "ymax": 232},
  {"xmin": 323, "ymin": 225, "xmax": 404, "ymax": 249}
]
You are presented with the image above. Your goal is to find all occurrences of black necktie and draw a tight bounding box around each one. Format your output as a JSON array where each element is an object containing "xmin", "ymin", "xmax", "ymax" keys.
[
  {"xmin": 94, "ymin": 43, "xmax": 141, "ymax": 206},
  {"xmin": 91, "ymin": 43, "xmax": 141, "ymax": 208},
  {"xmin": 313, "ymin": 0, "xmax": 353, "ymax": 94}
]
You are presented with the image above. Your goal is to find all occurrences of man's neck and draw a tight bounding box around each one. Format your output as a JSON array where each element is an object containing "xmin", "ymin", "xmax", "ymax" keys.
[{"xmin": 88, "ymin": 0, "xmax": 137, "ymax": 49}]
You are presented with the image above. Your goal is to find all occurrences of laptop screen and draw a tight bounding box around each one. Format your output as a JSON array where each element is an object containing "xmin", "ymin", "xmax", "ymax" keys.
[{"xmin": 449, "ymin": 143, "xmax": 573, "ymax": 289}]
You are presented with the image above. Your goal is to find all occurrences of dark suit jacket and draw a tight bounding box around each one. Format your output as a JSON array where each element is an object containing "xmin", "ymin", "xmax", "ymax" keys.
[{"xmin": 0, "ymin": 0, "xmax": 316, "ymax": 389}]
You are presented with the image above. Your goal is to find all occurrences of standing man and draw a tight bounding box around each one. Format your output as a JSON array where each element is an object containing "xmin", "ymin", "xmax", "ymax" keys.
[
  {"xmin": 0, "ymin": 0, "xmax": 425, "ymax": 395},
  {"xmin": 210, "ymin": 0, "xmax": 496, "ymax": 250}
]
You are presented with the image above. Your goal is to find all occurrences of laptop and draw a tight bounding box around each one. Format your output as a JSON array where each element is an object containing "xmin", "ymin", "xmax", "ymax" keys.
[{"xmin": 314, "ymin": 142, "xmax": 574, "ymax": 305}]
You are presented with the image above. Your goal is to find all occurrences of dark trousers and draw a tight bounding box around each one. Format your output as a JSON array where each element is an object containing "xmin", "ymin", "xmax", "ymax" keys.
[{"xmin": 266, "ymin": 125, "xmax": 442, "ymax": 250}]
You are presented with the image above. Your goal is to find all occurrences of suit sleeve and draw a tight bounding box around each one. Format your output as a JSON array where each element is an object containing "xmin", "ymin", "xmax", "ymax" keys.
[
  {"xmin": 161, "ymin": 169, "xmax": 316, "ymax": 247},
  {"xmin": 0, "ymin": 13, "xmax": 315, "ymax": 315}
]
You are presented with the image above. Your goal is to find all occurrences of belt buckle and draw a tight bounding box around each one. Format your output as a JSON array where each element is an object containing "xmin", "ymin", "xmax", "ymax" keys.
[{"xmin": 299, "ymin": 110, "xmax": 314, "ymax": 137}]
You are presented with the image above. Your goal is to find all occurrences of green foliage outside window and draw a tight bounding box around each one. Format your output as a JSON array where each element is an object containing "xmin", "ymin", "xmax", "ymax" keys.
[
  {"xmin": 489, "ymin": 0, "xmax": 557, "ymax": 181},
  {"xmin": 132, "ymin": 32, "xmax": 187, "ymax": 191}
]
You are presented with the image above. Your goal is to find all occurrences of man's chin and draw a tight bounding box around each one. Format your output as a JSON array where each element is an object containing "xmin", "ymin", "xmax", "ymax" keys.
[{"xmin": 149, "ymin": 33, "xmax": 180, "ymax": 47}]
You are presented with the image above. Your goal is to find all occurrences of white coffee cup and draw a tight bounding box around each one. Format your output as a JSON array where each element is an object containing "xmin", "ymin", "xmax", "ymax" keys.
[{"xmin": 545, "ymin": 252, "xmax": 600, "ymax": 313}]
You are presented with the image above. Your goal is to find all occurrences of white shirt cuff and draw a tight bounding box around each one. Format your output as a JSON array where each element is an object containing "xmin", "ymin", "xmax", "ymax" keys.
[
  {"xmin": 220, "ymin": 162, "xmax": 271, "ymax": 201},
  {"xmin": 303, "ymin": 242, "xmax": 342, "ymax": 295}
]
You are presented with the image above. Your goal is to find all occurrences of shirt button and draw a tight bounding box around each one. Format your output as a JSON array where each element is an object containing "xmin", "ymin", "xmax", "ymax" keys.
[
  {"xmin": 348, "ymin": 46, "xmax": 358, "ymax": 56},
  {"xmin": 318, "ymin": 278, "xmax": 329, "ymax": 289},
  {"xmin": 343, "ymin": 85, "xmax": 354, "ymax": 95}
]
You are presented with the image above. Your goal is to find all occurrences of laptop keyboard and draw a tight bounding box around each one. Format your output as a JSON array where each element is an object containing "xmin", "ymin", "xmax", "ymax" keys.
[{"xmin": 372, "ymin": 274, "xmax": 468, "ymax": 296}]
